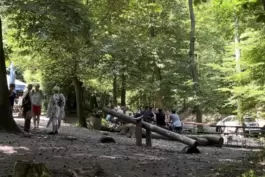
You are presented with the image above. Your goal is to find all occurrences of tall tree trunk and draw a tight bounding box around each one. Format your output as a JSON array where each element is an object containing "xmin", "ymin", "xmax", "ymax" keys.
[
  {"xmin": 104, "ymin": 92, "xmax": 110, "ymax": 107},
  {"xmin": 154, "ymin": 65, "xmax": 163, "ymax": 108},
  {"xmin": 139, "ymin": 90, "xmax": 142, "ymax": 108},
  {"xmin": 73, "ymin": 77, "xmax": 87, "ymax": 127},
  {"xmin": 90, "ymin": 93, "xmax": 98, "ymax": 110},
  {"xmin": 188, "ymin": 0, "xmax": 198, "ymax": 91},
  {"xmin": 121, "ymin": 73, "xmax": 126, "ymax": 106},
  {"xmin": 112, "ymin": 75, "xmax": 117, "ymax": 106},
  {"xmin": 0, "ymin": 17, "xmax": 21, "ymax": 133},
  {"xmin": 143, "ymin": 93, "xmax": 147, "ymax": 106},
  {"xmin": 183, "ymin": 98, "xmax": 187, "ymax": 110},
  {"xmin": 100, "ymin": 92, "xmax": 107, "ymax": 118},
  {"xmin": 188, "ymin": 0, "xmax": 202, "ymax": 124},
  {"xmin": 100, "ymin": 92, "xmax": 107, "ymax": 108},
  {"xmin": 149, "ymin": 0, "xmax": 163, "ymax": 108},
  {"xmin": 235, "ymin": 16, "xmax": 241, "ymax": 74},
  {"xmin": 234, "ymin": 14, "xmax": 243, "ymax": 127}
]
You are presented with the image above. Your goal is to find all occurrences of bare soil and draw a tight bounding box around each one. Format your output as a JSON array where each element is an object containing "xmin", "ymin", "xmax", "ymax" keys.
[{"xmin": 0, "ymin": 117, "xmax": 257, "ymax": 177}]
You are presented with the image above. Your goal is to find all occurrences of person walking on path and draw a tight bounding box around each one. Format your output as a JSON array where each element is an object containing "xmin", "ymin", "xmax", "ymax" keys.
[
  {"xmin": 31, "ymin": 84, "xmax": 44, "ymax": 129},
  {"xmin": 9, "ymin": 83, "xmax": 16, "ymax": 112},
  {"xmin": 57, "ymin": 90, "xmax": 65, "ymax": 129},
  {"xmin": 22, "ymin": 84, "xmax": 33, "ymax": 132},
  {"xmin": 46, "ymin": 86, "xmax": 65, "ymax": 135}
]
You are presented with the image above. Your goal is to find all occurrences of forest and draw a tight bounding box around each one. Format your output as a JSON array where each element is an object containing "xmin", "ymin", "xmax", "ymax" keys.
[
  {"xmin": 1, "ymin": 0, "xmax": 265, "ymax": 125},
  {"xmin": 1, "ymin": 0, "xmax": 265, "ymax": 177}
]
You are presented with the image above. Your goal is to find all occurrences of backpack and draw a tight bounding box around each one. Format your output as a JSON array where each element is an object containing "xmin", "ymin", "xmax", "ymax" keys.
[
  {"xmin": 57, "ymin": 95, "xmax": 64, "ymax": 108},
  {"xmin": 22, "ymin": 92, "xmax": 31, "ymax": 107}
]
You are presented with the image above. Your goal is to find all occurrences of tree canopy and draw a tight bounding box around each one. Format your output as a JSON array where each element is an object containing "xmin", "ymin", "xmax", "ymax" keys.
[{"xmin": 2, "ymin": 0, "xmax": 265, "ymax": 125}]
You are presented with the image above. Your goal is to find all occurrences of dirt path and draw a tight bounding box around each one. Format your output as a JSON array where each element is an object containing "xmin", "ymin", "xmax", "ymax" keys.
[{"xmin": 0, "ymin": 117, "xmax": 256, "ymax": 177}]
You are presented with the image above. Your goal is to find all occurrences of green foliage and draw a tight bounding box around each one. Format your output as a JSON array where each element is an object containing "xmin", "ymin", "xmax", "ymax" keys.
[
  {"xmin": 2, "ymin": 0, "xmax": 92, "ymax": 94},
  {"xmin": 242, "ymin": 170, "xmax": 260, "ymax": 177},
  {"xmin": 2, "ymin": 0, "xmax": 265, "ymax": 119}
]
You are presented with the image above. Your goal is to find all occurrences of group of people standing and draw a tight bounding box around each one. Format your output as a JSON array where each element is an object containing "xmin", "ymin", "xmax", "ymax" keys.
[
  {"xmin": 139, "ymin": 107, "xmax": 183, "ymax": 133},
  {"xmin": 9, "ymin": 83, "xmax": 65, "ymax": 135},
  {"xmin": 106, "ymin": 105, "xmax": 183, "ymax": 134}
]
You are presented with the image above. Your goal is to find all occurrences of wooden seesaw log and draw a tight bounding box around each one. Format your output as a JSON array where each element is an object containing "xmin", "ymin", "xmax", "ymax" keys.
[
  {"xmin": 103, "ymin": 107, "xmax": 198, "ymax": 151},
  {"xmin": 141, "ymin": 130, "xmax": 223, "ymax": 147},
  {"xmin": 187, "ymin": 134, "xmax": 224, "ymax": 148},
  {"xmin": 108, "ymin": 123, "xmax": 223, "ymax": 147}
]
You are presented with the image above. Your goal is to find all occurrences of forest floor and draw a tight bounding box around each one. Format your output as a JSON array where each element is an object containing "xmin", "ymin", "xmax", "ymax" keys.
[{"xmin": 0, "ymin": 116, "xmax": 263, "ymax": 177}]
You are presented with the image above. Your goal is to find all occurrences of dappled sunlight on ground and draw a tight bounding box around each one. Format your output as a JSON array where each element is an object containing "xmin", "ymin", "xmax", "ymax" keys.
[
  {"xmin": 218, "ymin": 159, "xmax": 241, "ymax": 163},
  {"xmin": 14, "ymin": 117, "xmax": 73, "ymax": 128},
  {"xmin": 99, "ymin": 155, "xmax": 119, "ymax": 159},
  {"xmin": 0, "ymin": 116, "xmax": 255, "ymax": 177},
  {"xmin": 223, "ymin": 147, "xmax": 261, "ymax": 152},
  {"xmin": 39, "ymin": 146, "xmax": 65, "ymax": 151},
  {"xmin": 135, "ymin": 153, "xmax": 166, "ymax": 160},
  {"xmin": 0, "ymin": 145, "xmax": 29, "ymax": 154}
]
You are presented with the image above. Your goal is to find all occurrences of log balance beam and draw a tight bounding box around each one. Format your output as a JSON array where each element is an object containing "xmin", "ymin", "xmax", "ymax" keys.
[{"xmin": 103, "ymin": 107, "xmax": 200, "ymax": 153}]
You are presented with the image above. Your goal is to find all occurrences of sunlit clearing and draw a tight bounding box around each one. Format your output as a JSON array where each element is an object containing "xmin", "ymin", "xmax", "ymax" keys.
[{"xmin": 0, "ymin": 145, "xmax": 29, "ymax": 154}]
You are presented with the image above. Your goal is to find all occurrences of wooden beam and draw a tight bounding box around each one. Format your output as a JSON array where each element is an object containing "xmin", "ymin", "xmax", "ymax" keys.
[{"xmin": 103, "ymin": 107, "xmax": 197, "ymax": 147}]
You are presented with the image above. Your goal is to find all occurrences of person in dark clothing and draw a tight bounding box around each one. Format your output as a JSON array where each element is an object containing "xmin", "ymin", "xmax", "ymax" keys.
[
  {"xmin": 143, "ymin": 106, "xmax": 154, "ymax": 123},
  {"xmin": 9, "ymin": 83, "xmax": 16, "ymax": 112},
  {"xmin": 134, "ymin": 111, "xmax": 142, "ymax": 118},
  {"xmin": 22, "ymin": 84, "xmax": 33, "ymax": 132},
  {"xmin": 134, "ymin": 107, "xmax": 142, "ymax": 118},
  {"xmin": 156, "ymin": 109, "xmax": 166, "ymax": 127}
]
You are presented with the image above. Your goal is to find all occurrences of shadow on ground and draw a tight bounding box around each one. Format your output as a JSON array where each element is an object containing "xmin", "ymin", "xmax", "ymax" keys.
[{"xmin": 0, "ymin": 116, "xmax": 256, "ymax": 177}]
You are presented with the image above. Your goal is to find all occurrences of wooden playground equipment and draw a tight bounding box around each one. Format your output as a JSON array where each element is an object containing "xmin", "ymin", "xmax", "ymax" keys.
[
  {"xmin": 103, "ymin": 107, "xmax": 224, "ymax": 153},
  {"xmin": 180, "ymin": 122, "xmax": 265, "ymax": 148}
]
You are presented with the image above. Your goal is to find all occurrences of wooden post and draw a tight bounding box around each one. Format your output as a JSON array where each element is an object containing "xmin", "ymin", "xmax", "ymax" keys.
[
  {"xmin": 146, "ymin": 128, "xmax": 152, "ymax": 147},
  {"xmin": 135, "ymin": 117, "xmax": 142, "ymax": 146}
]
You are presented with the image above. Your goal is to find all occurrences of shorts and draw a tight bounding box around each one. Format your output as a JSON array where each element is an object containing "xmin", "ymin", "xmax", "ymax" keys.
[
  {"xmin": 32, "ymin": 105, "xmax": 41, "ymax": 116},
  {"xmin": 174, "ymin": 127, "xmax": 182, "ymax": 134}
]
